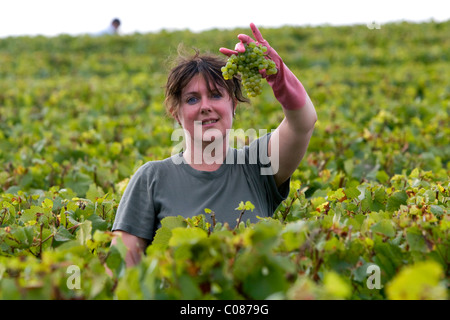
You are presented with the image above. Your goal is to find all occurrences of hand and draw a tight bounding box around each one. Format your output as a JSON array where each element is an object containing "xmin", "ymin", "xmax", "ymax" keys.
[
  {"xmin": 219, "ymin": 23, "xmax": 281, "ymax": 79},
  {"xmin": 220, "ymin": 23, "xmax": 307, "ymax": 110}
]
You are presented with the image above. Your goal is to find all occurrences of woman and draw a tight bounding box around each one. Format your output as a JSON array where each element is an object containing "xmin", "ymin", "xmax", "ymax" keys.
[{"xmin": 110, "ymin": 23, "xmax": 317, "ymax": 267}]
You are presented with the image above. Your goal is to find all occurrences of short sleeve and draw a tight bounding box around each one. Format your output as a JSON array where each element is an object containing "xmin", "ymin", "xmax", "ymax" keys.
[{"xmin": 111, "ymin": 162, "xmax": 156, "ymax": 241}]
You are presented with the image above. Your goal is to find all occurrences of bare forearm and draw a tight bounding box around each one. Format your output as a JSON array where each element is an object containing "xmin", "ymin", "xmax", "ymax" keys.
[
  {"xmin": 270, "ymin": 93, "xmax": 317, "ymax": 186},
  {"xmin": 111, "ymin": 231, "xmax": 147, "ymax": 267},
  {"xmin": 282, "ymin": 94, "xmax": 317, "ymax": 134}
]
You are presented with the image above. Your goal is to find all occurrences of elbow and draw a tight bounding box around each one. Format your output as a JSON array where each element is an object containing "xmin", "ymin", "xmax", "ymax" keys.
[
  {"xmin": 312, "ymin": 111, "xmax": 318, "ymax": 129},
  {"xmin": 311, "ymin": 108, "xmax": 318, "ymax": 124},
  {"xmin": 309, "ymin": 99, "xmax": 318, "ymax": 129},
  {"xmin": 307, "ymin": 116, "xmax": 317, "ymax": 137},
  {"xmin": 303, "ymin": 97, "xmax": 318, "ymax": 132},
  {"xmin": 305, "ymin": 108, "xmax": 318, "ymax": 133}
]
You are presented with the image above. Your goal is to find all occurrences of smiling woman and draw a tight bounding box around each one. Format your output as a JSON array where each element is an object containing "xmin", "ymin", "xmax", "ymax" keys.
[
  {"xmin": 110, "ymin": 23, "xmax": 317, "ymax": 268},
  {"xmin": 164, "ymin": 49, "xmax": 248, "ymax": 119},
  {"xmin": 166, "ymin": 51, "xmax": 249, "ymax": 171},
  {"xmin": 177, "ymin": 74, "xmax": 235, "ymax": 168}
]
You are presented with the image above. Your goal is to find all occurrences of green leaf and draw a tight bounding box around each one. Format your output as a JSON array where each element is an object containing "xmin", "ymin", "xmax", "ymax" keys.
[
  {"xmin": 235, "ymin": 254, "xmax": 290, "ymax": 299},
  {"xmin": 11, "ymin": 227, "xmax": 31, "ymax": 246},
  {"xmin": 249, "ymin": 220, "xmax": 282, "ymax": 251},
  {"xmin": 327, "ymin": 188, "xmax": 346, "ymax": 201},
  {"xmin": 178, "ymin": 274, "xmax": 202, "ymax": 300},
  {"xmin": 375, "ymin": 170, "xmax": 390, "ymax": 184},
  {"xmin": 87, "ymin": 213, "xmax": 108, "ymax": 232},
  {"xmin": 430, "ymin": 205, "xmax": 444, "ymax": 216},
  {"xmin": 235, "ymin": 201, "xmax": 255, "ymax": 212},
  {"xmin": 54, "ymin": 226, "xmax": 76, "ymax": 242},
  {"xmin": 324, "ymin": 236, "xmax": 345, "ymax": 252},
  {"xmin": 324, "ymin": 271, "xmax": 352, "ymax": 299},
  {"xmin": 63, "ymin": 171, "xmax": 93, "ymax": 197},
  {"xmin": 115, "ymin": 268, "xmax": 142, "ymax": 299},
  {"xmin": 76, "ymin": 220, "xmax": 92, "ymax": 245},
  {"xmin": 360, "ymin": 188, "xmax": 373, "ymax": 212},
  {"xmin": 371, "ymin": 219, "xmax": 396, "ymax": 237},
  {"xmin": 386, "ymin": 191, "xmax": 408, "ymax": 212},
  {"xmin": 168, "ymin": 227, "xmax": 207, "ymax": 247},
  {"xmin": 20, "ymin": 206, "xmax": 41, "ymax": 224},
  {"xmin": 151, "ymin": 226, "xmax": 172, "ymax": 248},
  {"xmin": 112, "ymin": 235, "xmax": 128, "ymax": 260},
  {"xmin": 405, "ymin": 227, "xmax": 428, "ymax": 252},
  {"xmin": 0, "ymin": 278, "xmax": 22, "ymax": 299},
  {"xmin": 373, "ymin": 241, "xmax": 404, "ymax": 279},
  {"xmin": 344, "ymin": 159, "xmax": 354, "ymax": 176},
  {"xmin": 150, "ymin": 216, "xmax": 188, "ymax": 250},
  {"xmin": 281, "ymin": 220, "xmax": 307, "ymax": 251},
  {"xmin": 386, "ymin": 261, "xmax": 446, "ymax": 300},
  {"xmin": 161, "ymin": 215, "xmax": 187, "ymax": 230},
  {"xmin": 86, "ymin": 183, "xmax": 105, "ymax": 202},
  {"xmin": 42, "ymin": 198, "xmax": 53, "ymax": 209},
  {"xmin": 344, "ymin": 186, "xmax": 361, "ymax": 200},
  {"xmin": 106, "ymin": 243, "xmax": 126, "ymax": 275}
]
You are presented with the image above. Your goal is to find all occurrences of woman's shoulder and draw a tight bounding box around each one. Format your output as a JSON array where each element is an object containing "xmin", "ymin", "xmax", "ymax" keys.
[
  {"xmin": 133, "ymin": 154, "xmax": 181, "ymax": 176},
  {"xmin": 231, "ymin": 132, "xmax": 272, "ymax": 162}
]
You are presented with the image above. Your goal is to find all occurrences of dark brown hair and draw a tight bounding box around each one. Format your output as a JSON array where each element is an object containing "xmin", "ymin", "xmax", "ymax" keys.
[{"xmin": 164, "ymin": 49, "xmax": 249, "ymax": 119}]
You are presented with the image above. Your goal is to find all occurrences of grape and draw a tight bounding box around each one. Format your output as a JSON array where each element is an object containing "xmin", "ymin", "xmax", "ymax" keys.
[{"xmin": 222, "ymin": 43, "xmax": 277, "ymax": 97}]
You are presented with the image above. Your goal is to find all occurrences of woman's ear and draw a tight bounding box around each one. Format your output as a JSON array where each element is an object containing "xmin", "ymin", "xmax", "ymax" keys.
[
  {"xmin": 170, "ymin": 107, "xmax": 181, "ymax": 126},
  {"xmin": 174, "ymin": 114, "xmax": 181, "ymax": 126}
]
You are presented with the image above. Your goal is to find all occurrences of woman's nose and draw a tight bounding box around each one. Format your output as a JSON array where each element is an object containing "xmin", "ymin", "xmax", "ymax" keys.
[{"xmin": 200, "ymin": 98, "xmax": 212, "ymax": 113}]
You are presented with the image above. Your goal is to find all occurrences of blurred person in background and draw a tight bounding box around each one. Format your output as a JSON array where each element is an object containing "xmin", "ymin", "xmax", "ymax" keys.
[{"xmin": 95, "ymin": 18, "xmax": 121, "ymax": 36}]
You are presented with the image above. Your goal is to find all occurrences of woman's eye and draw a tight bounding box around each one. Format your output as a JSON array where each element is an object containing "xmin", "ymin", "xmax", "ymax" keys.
[
  {"xmin": 211, "ymin": 92, "xmax": 222, "ymax": 99},
  {"xmin": 187, "ymin": 97, "xmax": 198, "ymax": 105}
]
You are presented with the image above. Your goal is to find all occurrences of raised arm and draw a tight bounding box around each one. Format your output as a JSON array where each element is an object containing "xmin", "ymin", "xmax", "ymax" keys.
[{"xmin": 220, "ymin": 23, "xmax": 317, "ymax": 186}]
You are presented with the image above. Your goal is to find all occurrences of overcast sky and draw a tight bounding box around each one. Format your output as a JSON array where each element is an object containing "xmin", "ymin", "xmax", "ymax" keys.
[{"xmin": 0, "ymin": 0, "xmax": 448, "ymax": 38}]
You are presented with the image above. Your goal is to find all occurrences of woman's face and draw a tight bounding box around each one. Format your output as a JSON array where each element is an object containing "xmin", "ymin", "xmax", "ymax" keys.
[{"xmin": 176, "ymin": 74, "xmax": 235, "ymax": 145}]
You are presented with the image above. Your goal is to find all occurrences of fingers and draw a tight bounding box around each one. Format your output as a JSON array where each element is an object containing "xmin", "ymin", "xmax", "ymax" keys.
[
  {"xmin": 237, "ymin": 23, "xmax": 267, "ymax": 48},
  {"xmin": 234, "ymin": 41, "xmax": 246, "ymax": 53},
  {"xmin": 219, "ymin": 47, "xmax": 238, "ymax": 57},
  {"xmin": 219, "ymin": 35, "xmax": 251, "ymax": 56},
  {"xmin": 259, "ymin": 68, "xmax": 268, "ymax": 79},
  {"xmin": 235, "ymin": 33, "xmax": 256, "ymax": 53},
  {"xmin": 250, "ymin": 22, "xmax": 265, "ymax": 43},
  {"xmin": 237, "ymin": 33, "xmax": 254, "ymax": 45},
  {"xmin": 220, "ymin": 23, "xmax": 266, "ymax": 57}
]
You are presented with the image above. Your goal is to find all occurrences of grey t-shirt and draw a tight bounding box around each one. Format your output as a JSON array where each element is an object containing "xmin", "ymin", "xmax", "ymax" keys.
[{"xmin": 112, "ymin": 133, "xmax": 290, "ymax": 241}]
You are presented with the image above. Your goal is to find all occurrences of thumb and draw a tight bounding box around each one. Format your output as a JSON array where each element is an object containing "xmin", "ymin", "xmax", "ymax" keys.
[{"xmin": 219, "ymin": 47, "xmax": 238, "ymax": 57}]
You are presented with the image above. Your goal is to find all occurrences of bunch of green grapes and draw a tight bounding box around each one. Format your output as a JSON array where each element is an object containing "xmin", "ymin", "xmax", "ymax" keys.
[{"xmin": 221, "ymin": 42, "xmax": 277, "ymax": 97}]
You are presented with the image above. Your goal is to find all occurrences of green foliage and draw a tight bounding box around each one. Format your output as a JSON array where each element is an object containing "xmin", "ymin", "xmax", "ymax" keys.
[{"xmin": 0, "ymin": 20, "xmax": 449, "ymax": 299}]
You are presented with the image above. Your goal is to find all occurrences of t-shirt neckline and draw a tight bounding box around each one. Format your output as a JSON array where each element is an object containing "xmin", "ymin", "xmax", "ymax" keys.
[{"xmin": 170, "ymin": 148, "xmax": 237, "ymax": 179}]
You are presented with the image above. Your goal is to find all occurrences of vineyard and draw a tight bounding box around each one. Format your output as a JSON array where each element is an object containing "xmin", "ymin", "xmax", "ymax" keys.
[{"xmin": 0, "ymin": 20, "xmax": 449, "ymax": 300}]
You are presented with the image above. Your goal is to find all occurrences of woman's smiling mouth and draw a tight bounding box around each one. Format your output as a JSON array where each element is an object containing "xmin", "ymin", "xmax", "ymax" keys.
[{"xmin": 202, "ymin": 119, "xmax": 218, "ymax": 125}]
